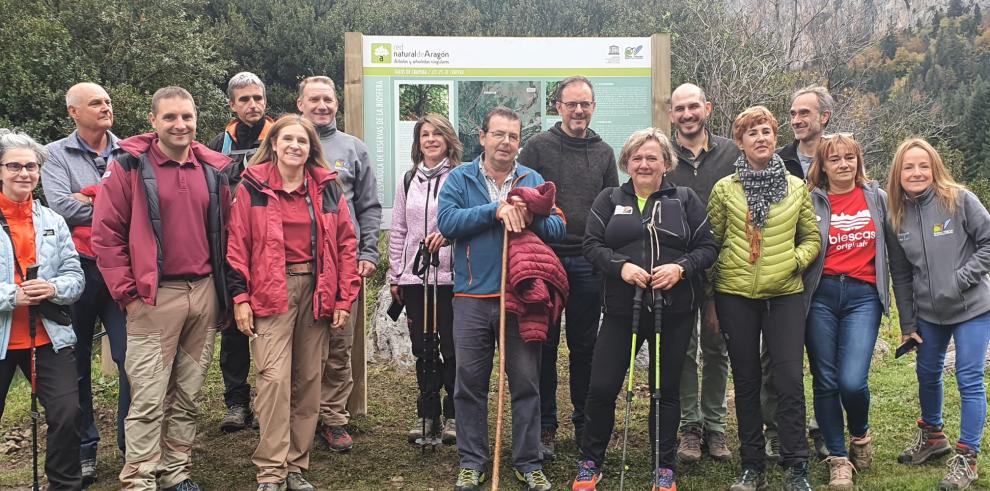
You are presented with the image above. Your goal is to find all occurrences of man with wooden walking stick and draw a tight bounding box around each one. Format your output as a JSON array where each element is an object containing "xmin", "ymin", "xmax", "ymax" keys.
[{"xmin": 438, "ymin": 107, "xmax": 565, "ymax": 491}]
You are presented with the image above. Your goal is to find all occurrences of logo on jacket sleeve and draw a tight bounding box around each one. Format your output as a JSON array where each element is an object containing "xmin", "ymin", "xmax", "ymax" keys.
[{"xmin": 933, "ymin": 218, "xmax": 954, "ymax": 237}]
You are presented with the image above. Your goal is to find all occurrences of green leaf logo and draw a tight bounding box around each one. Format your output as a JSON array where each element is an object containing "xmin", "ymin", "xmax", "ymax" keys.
[{"xmin": 371, "ymin": 43, "xmax": 392, "ymax": 64}]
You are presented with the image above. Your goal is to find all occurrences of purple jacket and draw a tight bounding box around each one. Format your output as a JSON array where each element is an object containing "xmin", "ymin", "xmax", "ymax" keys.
[{"xmin": 388, "ymin": 162, "xmax": 454, "ymax": 286}]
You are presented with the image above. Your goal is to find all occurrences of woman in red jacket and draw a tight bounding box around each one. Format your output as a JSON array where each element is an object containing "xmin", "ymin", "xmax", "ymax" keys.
[{"xmin": 226, "ymin": 114, "xmax": 361, "ymax": 491}]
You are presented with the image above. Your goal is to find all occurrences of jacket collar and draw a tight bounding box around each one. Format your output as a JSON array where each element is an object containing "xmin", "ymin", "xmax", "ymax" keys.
[
  {"xmin": 316, "ymin": 121, "xmax": 338, "ymax": 139},
  {"xmin": 224, "ymin": 116, "xmax": 276, "ymax": 142},
  {"xmin": 619, "ymin": 176, "xmax": 677, "ymax": 198},
  {"xmin": 118, "ymin": 132, "xmax": 230, "ymax": 170},
  {"xmin": 241, "ymin": 161, "xmax": 337, "ymax": 196},
  {"xmin": 65, "ymin": 129, "xmax": 120, "ymax": 155},
  {"xmin": 548, "ymin": 122, "xmax": 602, "ymax": 146}
]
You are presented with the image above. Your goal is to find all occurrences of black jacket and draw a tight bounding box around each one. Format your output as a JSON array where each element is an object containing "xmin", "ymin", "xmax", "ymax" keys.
[
  {"xmin": 667, "ymin": 130, "xmax": 740, "ymax": 205},
  {"xmin": 776, "ymin": 140, "xmax": 806, "ymax": 180},
  {"xmin": 583, "ymin": 179, "xmax": 718, "ymax": 315}
]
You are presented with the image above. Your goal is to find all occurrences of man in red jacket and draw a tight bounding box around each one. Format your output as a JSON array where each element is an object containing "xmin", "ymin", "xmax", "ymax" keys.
[{"xmin": 92, "ymin": 86, "xmax": 231, "ymax": 491}]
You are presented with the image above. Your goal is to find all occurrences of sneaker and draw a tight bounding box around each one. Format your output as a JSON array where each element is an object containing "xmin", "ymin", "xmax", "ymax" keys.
[
  {"xmin": 939, "ymin": 444, "xmax": 979, "ymax": 490},
  {"xmin": 257, "ymin": 483, "xmax": 286, "ymax": 491},
  {"xmin": 704, "ymin": 429, "xmax": 732, "ymax": 461},
  {"xmin": 286, "ymin": 472, "xmax": 315, "ymax": 491},
  {"xmin": 782, "ymin": 461, "xmax": 813, "ymax": 491},
  {"xmin": 677, "ymin": 426, "xmax": 703, "ymax": 463},
  {"xmin": 453, "ymin": 468, "xmax": 487, "ymax": 491},
  {"xmin": 514, "ymin": 468, "xmax": 552, "ymax": 491},
  {"xmin": 898, "ymin": 419, "xmax": 951, "ymax": 465},
  {"xmin": 219, "ymin": 404, "xmax": 251, "ymax": 433},
  {"xmin": 729, "ymin": 467, "xmax": 767, "ymax": 491},
  {"xmin": 320, "ymin": 424, "xmax": 353, "ymax": 452},
  {"xmin": 540, "ymin": 427, "xmax": 557, "ymax": 462},
  {"xmin": 408, "ymin": 417, "xmax": 435, "ymax": 443},
  {"xmin": 652, "ymin": 467, "xmax": 677, "ymax": 491},
  {"xmin": 441, "ymin": 418, "xmax": 457, "ymax": 445},
  {"xmin": 810, "ymin": 429, "xmax": 829, "ymax": 461},
  {"xmin": 571, "ymin": 460, "xmax": 602, "ymax": 490},
  {"xmin": 163, "ymin": 479, "xmax": 202, "ymax": 491},
  {"xmin": 764, "ymin": 432, "xmax": 781, "ymax": 462},
  {"xmin": 824, "ymin": 456, "xmax": 855, "ymax": 490},
  {"xmin": 849, "ymin": 431, "xmax": 874, "ymax": 470},
  {"xmin": 80, "ymin": 457, "xmax": 97, "ymax": 487}
]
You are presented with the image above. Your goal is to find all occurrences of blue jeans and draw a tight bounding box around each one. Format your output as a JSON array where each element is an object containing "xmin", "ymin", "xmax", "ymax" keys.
[
  {"xmin": 806, "ymin": 276, "xmax": 881, "ymax": 457},
  {"xmin": 916, "ymin": 312, "xmax": 990, "ymax": 453},
  {"xmin": 539, "ymin": 256, "xmax": 601, "ymax": 432}
]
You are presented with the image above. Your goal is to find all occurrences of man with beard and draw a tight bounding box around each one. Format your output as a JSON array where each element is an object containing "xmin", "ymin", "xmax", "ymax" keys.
[
  {"xmin": 665, "ymin": 83, "xmax": 740, "ymax": 463},
  {"xmin": 517, "ymin": 76, "xmax": 617, "ymax": 460}
]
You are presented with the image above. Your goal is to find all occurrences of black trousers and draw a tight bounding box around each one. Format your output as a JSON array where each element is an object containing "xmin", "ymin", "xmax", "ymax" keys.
[
  {"xmin": 580, "ymin": 306, "xmax": 693, "ymax": 470},
  {"xmin": 402, "ymin": 284, "xmax": 456, "ymax": 419},
  {"xmin": 0, "ymin": 345, "xmax": 81, "ymax": 490},
  {"xmin": 715, "ymin": 292, "xmax": 809, "ymax": 470},
  {"xmin": 219, "ymin": 326, "xmax": 252, "ymax": 409}
]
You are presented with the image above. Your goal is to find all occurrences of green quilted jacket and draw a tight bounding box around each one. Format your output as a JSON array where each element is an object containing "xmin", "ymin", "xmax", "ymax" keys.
[{"xmin": 707, "ymin": 173, "xmax": 820, "ymax": 299}]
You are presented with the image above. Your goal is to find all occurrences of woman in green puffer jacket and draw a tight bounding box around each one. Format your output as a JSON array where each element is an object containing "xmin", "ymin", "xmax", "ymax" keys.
[{"xmin": 707, "ymin": 106, "xmax": 820, "ymax": 491}]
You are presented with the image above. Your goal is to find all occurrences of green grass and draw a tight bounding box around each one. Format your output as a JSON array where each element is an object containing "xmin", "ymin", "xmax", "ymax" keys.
[{"xmin": 0, "ymin": 315, "xmax": 987, "ymax": 490}]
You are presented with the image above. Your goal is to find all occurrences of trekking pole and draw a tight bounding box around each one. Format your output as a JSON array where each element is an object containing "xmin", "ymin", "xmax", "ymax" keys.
[
  {"xmin": 419, "ymin": 246, "xmax": 431, "ymax": 454},
  {"xmin": 492, "ymin": 229, "xmax": 509, "ymax": 491},
  {"xmin": 26, "ymin": 264, "xmax": 40, "ymax": 491},
  {"xmin": 651, "ymin": 291, "xmax": 664, "ymax": 490},
  {"xmin": 619, "ymin": 287, "xmax": 645, "ymax": 491}
]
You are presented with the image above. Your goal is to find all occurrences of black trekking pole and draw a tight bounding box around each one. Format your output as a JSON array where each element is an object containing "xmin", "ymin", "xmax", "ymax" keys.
[
  {"xmin": 412, "ymin": 243, "xmax": 442, "ymax": 452},
  {"xmin": 26, "ymin": 264, "xmax": 41, "ymax": 491},
  {"xmin": 651, "ymin": 290, "xmax": 664, "ymax": 491},
  {"xmin": 618, "ymin": 287, "xmax": 644, "ymax": 491}
]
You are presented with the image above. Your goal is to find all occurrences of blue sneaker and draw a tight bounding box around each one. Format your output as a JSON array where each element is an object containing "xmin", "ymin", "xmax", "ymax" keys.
[{"xmin": 571, "ymin": 460, "xmax": 602, "ymax": 490}]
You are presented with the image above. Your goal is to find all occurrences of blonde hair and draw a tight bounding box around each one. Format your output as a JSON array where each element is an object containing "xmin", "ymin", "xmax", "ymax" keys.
[
  {"xmin": 618, "ymin": 128, "xmax": 678, "ymax": 174},
  {"xmin": 807, "ymin": 134, "xmax": 868, "ymax": 191},
  {"xmin": 887, "ymin": 138, "xmax": 963, "ymax": 231},
  {"xmin": 249, "ymin": 114, "xmax": 329, "ymax": 169}
]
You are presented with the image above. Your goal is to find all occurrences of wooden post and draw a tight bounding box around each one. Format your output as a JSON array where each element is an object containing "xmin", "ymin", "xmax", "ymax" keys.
[
  {"xmin": 651, "ymin": 33, "xmax": 672, "ymax": 135},
  {"xmin": 100, "ymin": 334, "xmax": 116, "ymax": 376},
  {"xmin": 343, "ymin": 31, "xmax": 368, "ymax": 417}
]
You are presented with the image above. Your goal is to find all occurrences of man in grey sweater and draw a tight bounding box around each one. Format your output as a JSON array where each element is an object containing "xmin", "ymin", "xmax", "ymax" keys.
[
  {"xmin": 517, "ymin": 76, "xmax": 618, "ymax": 460},
  {"xmin": 297, "ymin": 76, "xmax": 382, "ymax": 453}
]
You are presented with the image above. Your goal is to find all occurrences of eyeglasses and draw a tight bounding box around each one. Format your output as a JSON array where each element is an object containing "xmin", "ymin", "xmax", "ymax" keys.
[
  {"xmin": 558, "ymin": 101, "xmax": 595, "ymax": 111},
  {"xmin": 486, "ymin": 131, "xmax": 520, "ymax": 143},
  {"xmin": 3, "ymin": 162, "xmax": 40, "ymax": 174}
]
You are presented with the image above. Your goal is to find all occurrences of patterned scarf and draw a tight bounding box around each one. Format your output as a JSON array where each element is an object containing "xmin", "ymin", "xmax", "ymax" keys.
[{"xmin": 734, "ymin": 153, "xmax": 788, "ymax": 262}]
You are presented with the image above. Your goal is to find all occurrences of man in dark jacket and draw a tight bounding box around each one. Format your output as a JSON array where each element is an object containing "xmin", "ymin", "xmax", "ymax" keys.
[
  {"xmin": 43, "ymin": 81, "xmax": 126, "ymax": 486},
  {"xmin": 206, "ymin": 71, "xmax": 274, "ymax": 433},
  {"xmin": 776, "ymin": 85, "xmax": 832, "ymax": 180},
  {"xmin": 665, "ymin": 83, "xmax": 739, "ymax": 464},
  {"xmin": 517, "ymin": 75, "xmax": 617, "ymax": 460},
  {"xmin": 92, "ymin": 86, "xmax": 230, "ymax": 491}
]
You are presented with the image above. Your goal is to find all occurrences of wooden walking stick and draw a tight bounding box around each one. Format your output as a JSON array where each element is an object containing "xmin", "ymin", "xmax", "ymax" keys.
[{"xmin": 491, "ymin": 229, "xmax": 509, "ymax": 490}]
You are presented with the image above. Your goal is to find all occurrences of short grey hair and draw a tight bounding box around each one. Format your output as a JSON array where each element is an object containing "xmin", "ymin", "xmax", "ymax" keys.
[
  {"xmin": 0, "ymin": 129, "xmax": 48, "ymax": 166},
  {"xmin": 792, "ymin": 85, "xmax": 833, "ymax": 122},
  {"xmin": 618, "ymin": 128, "xmax": 678, "ymax": 173},
  {"xmin": 226, "ymin": 71, "xmax": 266, "ymax": 100}
]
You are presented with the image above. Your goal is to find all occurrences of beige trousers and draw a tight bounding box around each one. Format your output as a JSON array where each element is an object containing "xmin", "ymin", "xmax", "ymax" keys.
[
  {"xmin": 119, "ymin": 277, "xmax": 218, "ymax": 490},
  {"xmin": 252, "ymin": 274, "xmax": 330, "ymax": 483},
  {"xmin": 319, "ymin": 290, "xmax": 356, "ymax": 427}
]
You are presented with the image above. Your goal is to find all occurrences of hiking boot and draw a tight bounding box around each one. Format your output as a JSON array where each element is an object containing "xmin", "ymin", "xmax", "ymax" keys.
[
  {"xmin": 849, "ymin": 431, "xmax": 874, "ymax": 470},
  {"xmin": 571, "ymin": 460, "xmax": 602, "ymax": 490},
  {"xmin": 764, "ymin": 432, "xmax": 781, "ymax": 462},
  {"xmin": 319, "ymin": 424, "xmax": 353, "ymax": 452},
  {"xmin": 704, "ymin": 429, "xmax": 732, "ymax": 461},
  {"xmin": 824, "ymin": 456, "xmax": 854, "ymax": 490},
  {"xmin": 408, "ymin": 417, "xmax": 435, "ymax": 443},
  {"xmin": 514, "ymin": 468, "xmax": 552, "ymax": 491},
  {"xmin": 810, "ymin": 429, "xmax": 829, "ymax": 461},
  {"xmin": 80, "ymin": 457, "xmax": 97, "ymax": 487},
  {"xmin": 677, "ymin": 425, "xmax": 702, "ymax": 463},
  {"xmin": 729, "ymin": 467, "xmax": 767, "ymax": 491},
  {"xmin": 782, "ymin": 461, "xmax": 813, "ymax": 491},
  {"xmin": 898, "ymin": 419, "xmax": 951, "ymax": 465},
  {"xmin": 163, "ymin": 479, "xmax": 202, "ymax": 491},
  {"xmin": 286, "ymin": 472, "xmax": 315, "ymax": 491},
  {"xmin": 540, "ymin": 427, "xmax": 557, "ymax": 461},
  {"xmin": 453, "ymin": 468, "xmax": 487, "ymax": 491},
  {"xmin": 939, "ymin": 444, "xmax": 979, "ymax": 490},
  {"xmin": 220, "ymin": 405, "xmax": 251, "ymax": 433},
  {"xmin": 257, "ymin": 483, "xmax": 286, "ymax": 491},
  {"xmin": 441, "ymin": 418, "xmax": 456, "ymax": 445},
  {"xmin": 652, "ymin": 466, "xmax": 676, "ymax": 491}
]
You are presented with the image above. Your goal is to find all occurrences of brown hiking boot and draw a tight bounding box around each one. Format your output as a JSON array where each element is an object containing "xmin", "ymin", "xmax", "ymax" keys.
[
  {"xmin": 939, "ymin": 445, "xmax": 979, "ymax": 490},
  {"xmin": 849, "ymin": 431, "xmax": 874, "ymax": 470},
  {"xmin": 898, "ymin": 419, "xmax": 951, "ymax": 465},
  {"xmin": 704, "ymin": 429, "xmax": 732, "ymax": 461},
  {"xmin": 677, "ymin": 426, "xmax": 702, "ymax": 463},
  {"xmin": 825, "ymin": 456, "xmax": 855, "ymax": 490}
]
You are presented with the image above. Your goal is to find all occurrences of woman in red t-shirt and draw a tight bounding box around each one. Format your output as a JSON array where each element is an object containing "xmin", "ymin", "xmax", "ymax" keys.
[{"xmin": 802, "ymin": 135, "xmax": 893, "ymax": 488}]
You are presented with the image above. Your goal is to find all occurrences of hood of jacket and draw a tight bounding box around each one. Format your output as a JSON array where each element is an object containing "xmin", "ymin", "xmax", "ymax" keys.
[{"xmin": 119, "ymin": 132, "xmax": 230, "ymax": 171}]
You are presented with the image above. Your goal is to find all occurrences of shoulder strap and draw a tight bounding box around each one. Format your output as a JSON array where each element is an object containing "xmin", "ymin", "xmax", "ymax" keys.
[
  {"xmin": 403, "ymin": 169, "xmax": 415, "ymax": 197},
  {"xmin": 0, "ymin": 209, "xmax": 25, "ymax": 281},
  {"xmin": 221, "ymin": 132, "xmax": 233, "ymax": 155}
]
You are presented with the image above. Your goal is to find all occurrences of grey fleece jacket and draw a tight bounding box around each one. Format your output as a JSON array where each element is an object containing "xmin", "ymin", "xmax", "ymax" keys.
[
  {"xmin": 803, "ymin": 181, "xmax": 892, "ymax": 316},
  {"xmin": 517, "ymin": 122, "xmax": 618, "ymax": 257},
  {"xmin": 667, "ymin": 129, "xmax": 740, "ymax": 206},
  {"xmin": 42, "ymin": 130, "xmax": 121, "ymax": 227},
  {"xmin": 888, "ymin": 186, "xmax": 990, "ymax": 334},
  {"xmin": 317, "ymin": 122, "xmax": 382, "ymax": 264}
]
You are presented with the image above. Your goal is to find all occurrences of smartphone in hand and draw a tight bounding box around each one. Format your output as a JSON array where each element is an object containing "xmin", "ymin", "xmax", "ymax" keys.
[{"xmin": 895, "ymin": 337, "xmax": 920, "ymax": 358}]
